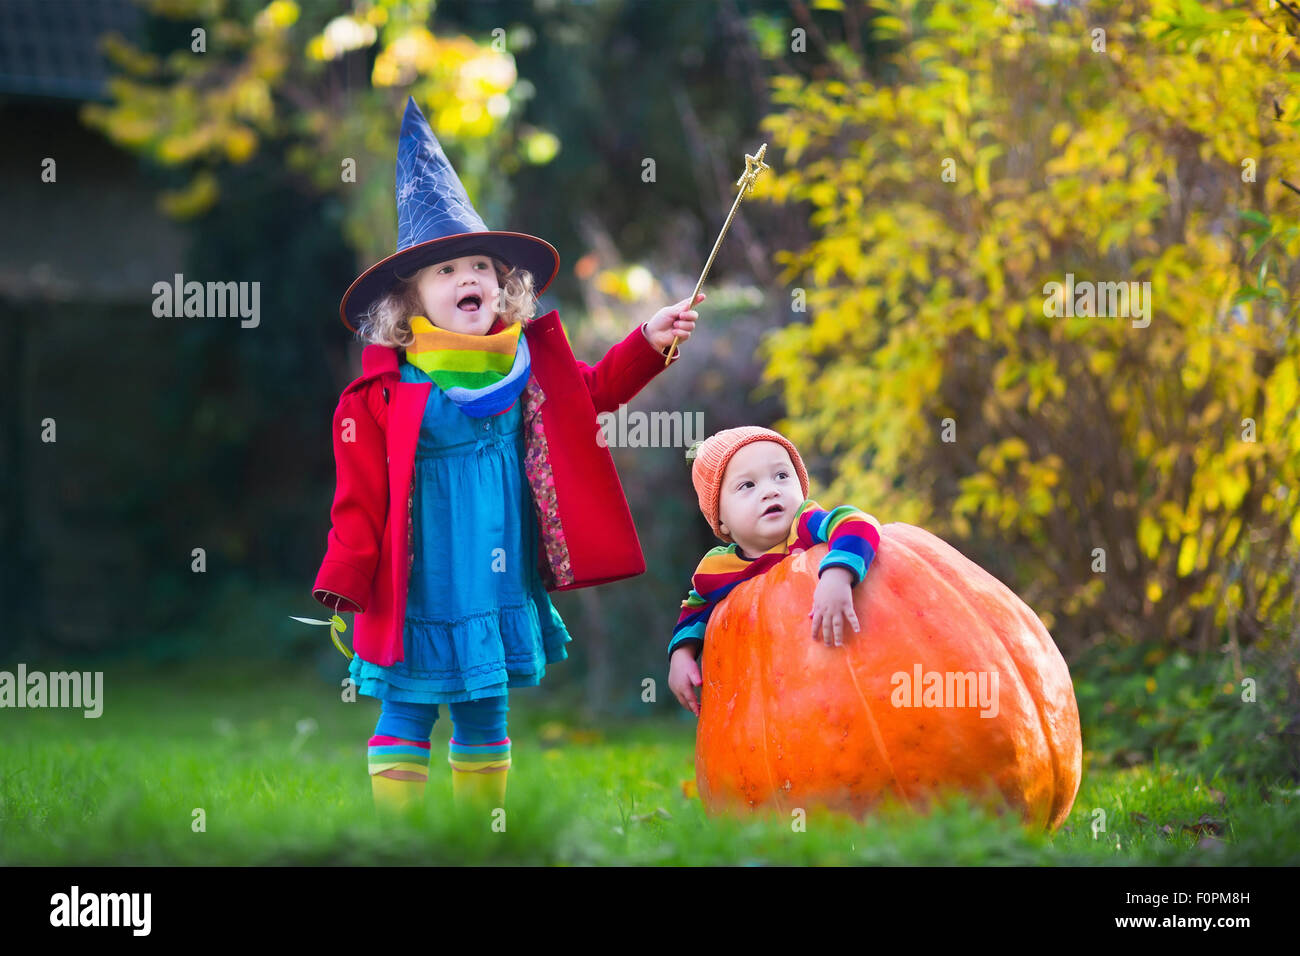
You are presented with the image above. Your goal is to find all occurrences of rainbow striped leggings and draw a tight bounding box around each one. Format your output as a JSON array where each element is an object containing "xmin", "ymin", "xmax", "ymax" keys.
[{"xmin": 367, "ymin": 695, "xmax": 510, "ymax": 781}]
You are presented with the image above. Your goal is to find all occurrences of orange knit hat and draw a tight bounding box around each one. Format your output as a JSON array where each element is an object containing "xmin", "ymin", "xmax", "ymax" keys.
[{"xmin": 687, "ymin": 426, "xmax": 810, "ymax": 542}]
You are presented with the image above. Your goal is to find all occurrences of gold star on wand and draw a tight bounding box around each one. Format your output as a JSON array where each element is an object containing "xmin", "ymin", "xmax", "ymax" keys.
[{"xmin": 664, "ymin": 143, "xmax": 771, "ymax": 365}]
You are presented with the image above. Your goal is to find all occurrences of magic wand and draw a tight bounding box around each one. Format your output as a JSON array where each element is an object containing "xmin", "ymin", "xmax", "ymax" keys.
[{"xmin": 664, "ymin": 143, "xmax": 771, "ymax": 365}]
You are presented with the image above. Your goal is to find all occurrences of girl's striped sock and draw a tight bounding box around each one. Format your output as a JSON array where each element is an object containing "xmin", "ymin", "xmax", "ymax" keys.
[
  {"xmin": 448, "ymin": 737, "xmax": 511, "ymax": 809},
  {"xmin": 368, "ymin": 734, "xmax": 432, "ymax": 782},
  {"xmin": 447, "ymin": 736, "xmax": 511, "ymax": 774}
]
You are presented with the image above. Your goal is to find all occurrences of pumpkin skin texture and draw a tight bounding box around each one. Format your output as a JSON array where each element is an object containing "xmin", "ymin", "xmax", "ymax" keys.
[{"xmin": 694, "ymin": 524, "xmax": 1082, "ymax": 831}]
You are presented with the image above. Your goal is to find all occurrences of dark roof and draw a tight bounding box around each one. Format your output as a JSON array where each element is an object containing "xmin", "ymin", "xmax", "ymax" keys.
[{"xmin": 0, "ymin": 0, "xmax": 142, "ymax": 101}]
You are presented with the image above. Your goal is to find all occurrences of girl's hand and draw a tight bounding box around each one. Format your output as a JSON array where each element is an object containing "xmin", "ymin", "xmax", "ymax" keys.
[
  {"xmin": 809, "ymin": 567, "xmax": 860, "ymax": 646},
  {"xmin": 668, "ymin": 645, "xmax": 703, "ymax": 716},
  {"xmin": 642, "ymin": 292, "xmax": 704, "ymax": 353}
]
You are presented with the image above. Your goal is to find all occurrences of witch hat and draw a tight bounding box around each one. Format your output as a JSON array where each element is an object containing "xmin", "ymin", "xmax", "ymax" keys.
[{"xmin": 338, "ymin": 96, "xmax": 560, "ymax": 333}]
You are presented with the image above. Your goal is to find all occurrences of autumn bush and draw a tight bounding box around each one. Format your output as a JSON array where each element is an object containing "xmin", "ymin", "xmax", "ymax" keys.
[{"xmin": 755, "ymin": 0, "xmax": 1300, "ymax": 665}]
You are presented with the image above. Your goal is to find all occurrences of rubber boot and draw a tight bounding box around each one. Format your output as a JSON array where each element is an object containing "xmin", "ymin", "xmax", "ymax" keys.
[
  {"xmin": 368, "ymin": 734, "xmax": 432, "ymax": 818},
  {"xmin": 450, "ymin": 765, "xmax": 509, "ymax": 812}
]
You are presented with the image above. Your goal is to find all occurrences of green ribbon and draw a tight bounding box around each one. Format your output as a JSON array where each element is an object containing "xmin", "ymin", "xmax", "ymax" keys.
[{"xmin": 289, "ymin": 613, "xmax": 353, "ymax": 660}]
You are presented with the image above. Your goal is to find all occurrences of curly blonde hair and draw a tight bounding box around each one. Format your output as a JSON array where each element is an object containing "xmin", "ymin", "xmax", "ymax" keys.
[{"xmin": 353, "ymin": 255, "xmax": 538, "ymax": 347}]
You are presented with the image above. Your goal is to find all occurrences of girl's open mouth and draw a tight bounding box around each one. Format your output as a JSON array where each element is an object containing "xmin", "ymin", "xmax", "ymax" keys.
[
  {"xmin": 762, "ymin": 504, "xmax": 784, "ymax": 517},
  {"xmin": 457, "ymin": 293, "xmax": 482, "ymax": 313}
]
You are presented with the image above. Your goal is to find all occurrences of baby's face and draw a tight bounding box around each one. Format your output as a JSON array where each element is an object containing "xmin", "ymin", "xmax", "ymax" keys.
[
  {"xmin": 414, "ymin": 254, "xmax": 501, "ymax": 334},
  {"xmin": 717, "ymin": 441, "xmax": 803, "ymax": 557}
]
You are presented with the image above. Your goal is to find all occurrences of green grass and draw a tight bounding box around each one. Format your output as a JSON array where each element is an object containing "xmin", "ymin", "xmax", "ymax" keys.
[{"xmin": 1, "ymin": 659, "xmax": 1297, "ymax": 865}]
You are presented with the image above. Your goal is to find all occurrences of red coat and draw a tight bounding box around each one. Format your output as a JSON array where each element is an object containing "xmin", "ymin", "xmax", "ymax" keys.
[{"xmin": 312, "ymin": 309, "xmax": 680, "ymax": 666}]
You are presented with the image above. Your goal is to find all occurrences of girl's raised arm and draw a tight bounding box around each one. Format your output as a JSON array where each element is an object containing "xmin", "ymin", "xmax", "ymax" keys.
[{"xmin": 575, "ymin": 321, "xmax": 681, "ymax": 416}]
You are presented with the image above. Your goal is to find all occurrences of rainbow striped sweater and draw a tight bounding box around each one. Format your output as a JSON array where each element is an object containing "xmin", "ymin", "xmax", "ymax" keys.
[{"xmin": 669, "ymin": 499, "xmax": 882, "ymax": 659}]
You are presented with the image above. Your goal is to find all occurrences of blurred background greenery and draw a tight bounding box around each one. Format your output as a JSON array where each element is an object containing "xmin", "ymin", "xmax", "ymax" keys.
[{"xmin": 1, "ymin": 0, "xmax": 1297, "ymax": 796}]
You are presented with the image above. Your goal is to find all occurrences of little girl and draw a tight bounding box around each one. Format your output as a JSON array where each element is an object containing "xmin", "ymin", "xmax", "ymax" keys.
[{"xmin": 312, "ymin": 97, "xmax": 700, "ymax": 816}]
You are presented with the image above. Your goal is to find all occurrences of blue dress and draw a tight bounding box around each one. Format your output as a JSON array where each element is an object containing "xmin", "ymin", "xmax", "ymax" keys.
[{"xmin": 346, "ymin": 359, "xmax": 573, "ymax": 703}]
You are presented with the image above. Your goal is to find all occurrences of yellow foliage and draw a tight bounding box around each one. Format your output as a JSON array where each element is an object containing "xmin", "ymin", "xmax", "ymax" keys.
[
  {"xmin": 756, "ymin": 0, "xmax": 1300, "ymax": 647},
  {"xmin": 159, "ymin": 170, "xmax": 219, "ymax": 219},
  {"xmin": 1176, "ymin": 535, "xmax": 1198, "ymax": 578},
  {"xmin": 223, "ymin": 126, "xmax": 257, "ymax": 163},
  {"xmin": 80, "ymin": 0, "xmax": 528, "ymax": 263},
  {"xmin": 255, "ymin": 0, "xmax": 298, "ymax": 34}
]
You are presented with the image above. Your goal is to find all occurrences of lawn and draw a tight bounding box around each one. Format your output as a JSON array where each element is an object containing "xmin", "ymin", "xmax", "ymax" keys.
[{"xmin": 1, "ymin": 659, "xmax": 1296, "ymax": 865}]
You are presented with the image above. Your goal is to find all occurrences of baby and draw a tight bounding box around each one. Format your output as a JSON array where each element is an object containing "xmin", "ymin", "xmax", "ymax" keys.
[{"xmin": 667, "ymin": 426, "xmax": 883, "ymax": 715}]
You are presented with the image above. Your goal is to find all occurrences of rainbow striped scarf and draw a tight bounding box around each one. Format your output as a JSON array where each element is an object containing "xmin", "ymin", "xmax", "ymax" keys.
[{"xmin": 404, "ymin": 315, "xmax": 531, "ymax": 417}]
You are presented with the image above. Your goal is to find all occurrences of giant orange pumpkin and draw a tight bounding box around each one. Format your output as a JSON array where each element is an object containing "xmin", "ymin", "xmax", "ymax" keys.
[{"xmin": 694, "ymin": 523, "xmax": 1081, "ymax": 830}]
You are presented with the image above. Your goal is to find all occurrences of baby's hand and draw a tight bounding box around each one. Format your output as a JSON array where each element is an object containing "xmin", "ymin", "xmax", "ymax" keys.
[
  {"xmin": 643, "ymin": 292, "xmax": 704, "ymax": 353},
  {"xmin": 668, "ymin": 645, "xmax": 703, "ymax": 716},
  {"xmin": 809, "ymin": 566, "xmax": 859, "ymax": 647}
]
